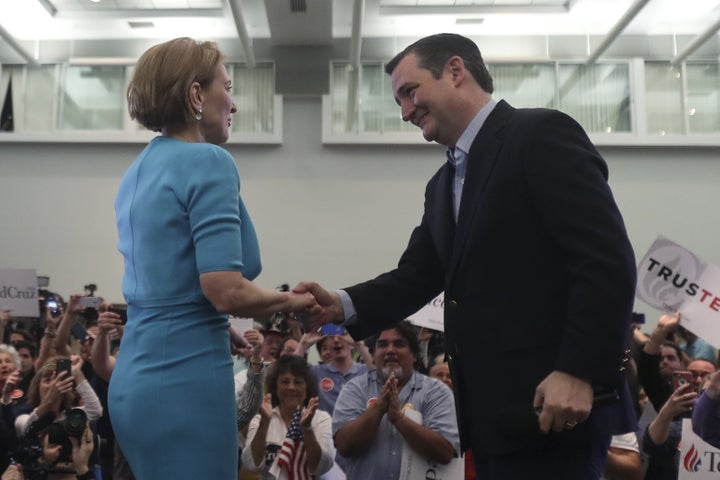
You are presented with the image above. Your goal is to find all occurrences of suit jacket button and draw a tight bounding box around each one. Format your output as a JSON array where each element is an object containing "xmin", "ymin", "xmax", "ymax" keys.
[{"xmin": 448, "ymin": 299, "xmax": 458, "ymax": 309}]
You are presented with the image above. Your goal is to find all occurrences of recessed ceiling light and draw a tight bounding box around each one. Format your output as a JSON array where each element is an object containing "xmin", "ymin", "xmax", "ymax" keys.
[
  {"xmin": 128, "ymin": 21, "xmax": 155, "ymax": 29},
  {"xmin": 89, "ymin": 0, "xmax": 102, "ymax": 3},
  {"xmin": 455, "ymin": 18, "xmax": 484, "ymax": 25}
]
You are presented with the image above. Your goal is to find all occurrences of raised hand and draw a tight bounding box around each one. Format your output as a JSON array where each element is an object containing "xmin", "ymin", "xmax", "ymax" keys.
[
  {"xmin": 259, "ymin": 392, "xmax": 273, "ymax": 421},
  {"xmin": 384, "ymin": 374, "xmax": 403, "ymax": 424},
  {"xmin": 300, "ymin": 397, "xmax": 319, "ymax": 428}
]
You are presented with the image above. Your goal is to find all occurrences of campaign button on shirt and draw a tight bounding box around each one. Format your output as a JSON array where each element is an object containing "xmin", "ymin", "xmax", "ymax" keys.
[{"xmin": 321, "ymin": 377, "xmax": 334, "ymax": 392}]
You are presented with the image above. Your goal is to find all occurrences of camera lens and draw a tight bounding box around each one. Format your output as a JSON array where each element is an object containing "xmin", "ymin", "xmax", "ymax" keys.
[{"xmin": 63, "ymin": 408, "xmax": 87, "ymax": 437}]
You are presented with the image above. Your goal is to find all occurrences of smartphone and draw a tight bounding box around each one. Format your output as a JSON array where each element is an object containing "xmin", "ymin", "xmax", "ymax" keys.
[
  {"xmin": 79, "ymin": 296, "xmax": 102, "ymax": 309},
  {"xmin": 55, "ymin": 358, "xmax": 72, "ymax": 379},
  {"xmin": 631, "ymin": 312, "xmax": 645, "ymax": 324},
  {"xmin": 672, "ymin": 371, "xmax": 697, "ymax": 392},
  {"xmin": 45, "ymin": 298, "xmax": 60, "ymax": 317},
  {"xmin": 320, "ymin": 323, "xmax": 346, "ymax": 336},
  {"xmin": 71, "ymin": 322, "xmax": 89, "ymax": 343},
  {"xmin": 108, "ymin": 307, "xmax": 128, "ymax": 325}
]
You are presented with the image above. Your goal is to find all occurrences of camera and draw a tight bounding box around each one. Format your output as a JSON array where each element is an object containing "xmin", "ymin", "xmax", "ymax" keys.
[
  {"xmin": 10, "ymin": 411, "xmax": 56, "ymax": 480},
  {"xmin": 79, "ymin": 296, "xmax": 101, "ymax": 309},
  {"xmin": 62, "ymin": 408, "xmax": 88, "ymax": 438},
  {"xmin": 77, "ymin": 294, "xmax": 101, "ymax": 321},
  {"xmin": 44, "ymin": 409, "xmax": 88, "ymax": 467}
]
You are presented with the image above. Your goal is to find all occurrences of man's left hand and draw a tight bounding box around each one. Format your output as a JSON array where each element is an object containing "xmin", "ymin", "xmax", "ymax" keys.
[{"xmin": 533, "ymin": 370, "xmax": 592, "ymax": 433}]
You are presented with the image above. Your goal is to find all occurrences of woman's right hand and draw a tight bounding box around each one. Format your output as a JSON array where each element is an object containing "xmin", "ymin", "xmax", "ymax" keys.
[
  {"xmin": 259, "ymin": 392, "xmax": 273, "ymax": 421},
  {"xmin": 287, "ymin": 291, "xmax": 318, "ymax": 314},
  {"xmin": 44, "ymin": 369, "xmax": 74, "ymax": 404}
]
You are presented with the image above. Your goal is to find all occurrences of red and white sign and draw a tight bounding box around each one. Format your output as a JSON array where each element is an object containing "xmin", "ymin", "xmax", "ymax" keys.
[{"xmin": 679, "ymin": 418, "xmax": 720, "ymax": 479}]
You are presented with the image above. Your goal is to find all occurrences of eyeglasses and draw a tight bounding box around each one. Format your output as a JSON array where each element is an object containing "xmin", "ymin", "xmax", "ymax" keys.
[{"xmin": 688, "ymin": 370, "xmax": 713, "ymax": 380}]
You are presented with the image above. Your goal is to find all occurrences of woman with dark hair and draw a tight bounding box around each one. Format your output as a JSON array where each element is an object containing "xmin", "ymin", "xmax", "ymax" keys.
[
  {"xmin": 243, "ymin": 355, "xmax": 334, "ymax": 479},
  {"xmin": 110, "ymin": 37, "xmax": 316, "ymax": 479}
]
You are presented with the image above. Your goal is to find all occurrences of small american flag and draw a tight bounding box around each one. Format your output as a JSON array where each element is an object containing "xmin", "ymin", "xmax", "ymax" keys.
[{"xmin": 273, "ymin": 408, "xmax": 311, "ymax": 480}]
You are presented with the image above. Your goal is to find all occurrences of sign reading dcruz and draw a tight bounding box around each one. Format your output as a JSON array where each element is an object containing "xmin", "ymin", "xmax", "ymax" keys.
[{"xmin": 0, "ymin": 268, "xmax": 40, "ymax": 317}]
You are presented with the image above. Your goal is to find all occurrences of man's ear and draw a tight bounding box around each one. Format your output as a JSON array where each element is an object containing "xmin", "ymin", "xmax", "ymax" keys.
[{"xmin": 446, "ymin": 56, "xmax": 466, "ymax": 86}]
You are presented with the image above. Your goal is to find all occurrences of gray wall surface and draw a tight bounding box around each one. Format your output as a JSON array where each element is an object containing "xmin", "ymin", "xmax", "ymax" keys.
[{"xmin": 0, "ymin": 97, "xmax": 718, "ymax": 333}]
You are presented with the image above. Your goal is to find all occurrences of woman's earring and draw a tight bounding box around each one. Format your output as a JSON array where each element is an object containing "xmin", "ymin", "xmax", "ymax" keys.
[{"xmin": 195, "ymin": 108, "xmax": 203, "ymax": 121}]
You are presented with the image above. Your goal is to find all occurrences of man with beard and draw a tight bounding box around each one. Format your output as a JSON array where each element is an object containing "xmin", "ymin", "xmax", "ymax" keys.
[{"xmin": 332, "ymin": 321, "xmax": 459, "ymax": 480}]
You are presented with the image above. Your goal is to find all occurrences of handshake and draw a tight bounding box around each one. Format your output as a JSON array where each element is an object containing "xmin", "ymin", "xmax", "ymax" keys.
[{"xmin": 283, "ymin": 281, "xmax": 344, "ymax": 333}]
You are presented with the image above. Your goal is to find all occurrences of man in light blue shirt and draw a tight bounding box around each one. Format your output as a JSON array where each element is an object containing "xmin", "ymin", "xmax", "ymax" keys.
[{"xmin": 332, "ymin": 321, "xmax": 459, "ymax": 480}]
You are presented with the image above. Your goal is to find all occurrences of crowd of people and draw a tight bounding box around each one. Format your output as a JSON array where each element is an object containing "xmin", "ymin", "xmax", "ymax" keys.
[{"xmin": 2, "ymin": 294, "xmax": 719, "ymax": 480}]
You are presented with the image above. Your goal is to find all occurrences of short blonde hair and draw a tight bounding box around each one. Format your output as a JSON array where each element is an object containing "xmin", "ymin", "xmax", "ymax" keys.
[{"xmin": 127, "ymin": 37, "xmax": 224, "ymax": 132}]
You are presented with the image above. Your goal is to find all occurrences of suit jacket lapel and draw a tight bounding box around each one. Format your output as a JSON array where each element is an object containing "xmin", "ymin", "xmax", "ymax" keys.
[
  {"xmin": 448, "ymin": 100, "xmax": 514, "ymax": 282},
  {"xmin": 429, "ymin": 163, "xmax": 456, "ymax": 270}
]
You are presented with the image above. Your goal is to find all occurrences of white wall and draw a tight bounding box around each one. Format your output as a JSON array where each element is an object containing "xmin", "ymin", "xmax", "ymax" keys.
[{"xmin": 0, "ymin": 97, "xmax": 718, "ymax": 332}]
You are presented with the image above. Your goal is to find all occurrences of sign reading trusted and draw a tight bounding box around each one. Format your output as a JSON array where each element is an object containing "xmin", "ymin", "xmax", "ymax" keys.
[
  {"xmin": 0, "ymin": 268, "xmax": 40, "ymax": 317},
  {"xmin": 636, "ymin": 235, "xmax": 720, "ymax": 349}
]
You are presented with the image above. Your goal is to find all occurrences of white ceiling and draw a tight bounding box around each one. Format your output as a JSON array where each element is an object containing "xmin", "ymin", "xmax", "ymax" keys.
[
  {"xmin": 2, "ymin": 0, "xmax": 719, "ymax": 41},
  {"xmin": 0, "ymin": 0, "xmax": 719, "ymax": 67}
]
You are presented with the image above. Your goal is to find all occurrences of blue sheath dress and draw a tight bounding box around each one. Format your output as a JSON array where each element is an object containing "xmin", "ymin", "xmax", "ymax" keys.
[{"xmin": 110, "ymin": 137, "xmax": 261, "ymax": 479}]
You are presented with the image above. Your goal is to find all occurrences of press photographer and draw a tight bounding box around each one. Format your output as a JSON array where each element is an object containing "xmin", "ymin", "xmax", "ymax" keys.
[
  {"xmin": 5, "ymin": 409, "xmax": 96, "ymax": 480},
  {"xmin": 14, "ymin": 356, "xmax": 102, "ymax": 455}
]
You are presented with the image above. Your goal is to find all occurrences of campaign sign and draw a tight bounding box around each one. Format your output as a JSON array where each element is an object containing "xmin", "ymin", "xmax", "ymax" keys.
[
  {"xmin": 679, "ymin": 418, "xmax": 720, "ymax": 479},
  {"xmin": 407, "ymin": 292, "xmax": 445, "ymax": 332},
  {"xmin": 400, "ymin": 408, "xmax": 463, "ymax": 480},
  {"xmin": 636, "ymin": 235, "xmax": 720, "ymax": 349},
  {"xmin": 0, "ymin": 268, "xmax": 40, "ymax": 317}
]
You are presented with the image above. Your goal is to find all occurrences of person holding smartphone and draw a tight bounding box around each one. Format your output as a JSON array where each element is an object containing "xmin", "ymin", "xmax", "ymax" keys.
[
  {"xmin": 642, "ymin": 358, "xmax": 717, "ymax": 480},
  {"xmin": 14, "ymin": 356, "xmax": 102, "ymax": 439}
]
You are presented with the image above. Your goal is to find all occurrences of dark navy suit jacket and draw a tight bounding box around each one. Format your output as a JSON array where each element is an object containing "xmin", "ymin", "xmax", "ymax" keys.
[{"xmin": 345, "ymin": 100, "xmax": 638, "ymax": 455}]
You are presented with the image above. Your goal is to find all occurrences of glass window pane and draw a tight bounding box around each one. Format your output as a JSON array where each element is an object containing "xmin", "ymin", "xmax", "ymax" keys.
[
  {"xmin": 0, "ymin": 65, "xmax": 23, "ymax": 132},
  {"xmin": 332, "ymin": 63, "xmax": 351, "ymax": 133},
  {"xmin": 60, "ymin": 65, "xmax": 124, "ymax": 130},
  {"xmin": 488, "ymin": 63, "xmax": 556, "ymax": 109},
  {"xmin": 232, "ymin": 63, "xmax": 275, "ymax": 133},
  {"xmin": 645, "ymin": 62, "xmax": 684, "ymax": 135},
  {"xmin": 558, "ymin": 63, "xmax": 631, "ymax": 133},
  {"xmin": 332, "ymin": 61, "xmax": 415, "ymax": 134},
  {"xmin": 686, "ymin": 63, "xmax": 720, "ymax": 134},
  {"xmin": 359, "ymin": 64, "xmax": 414, "ymax": 133},
  {"xmin": 24, "ymin": 66, "xmax": 59, "ymax": 132}
]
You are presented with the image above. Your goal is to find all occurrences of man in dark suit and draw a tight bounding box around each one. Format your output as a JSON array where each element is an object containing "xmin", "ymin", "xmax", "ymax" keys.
[{"xmin": 298, "ymin": 33, "xmax": 637, "ymax": 479}]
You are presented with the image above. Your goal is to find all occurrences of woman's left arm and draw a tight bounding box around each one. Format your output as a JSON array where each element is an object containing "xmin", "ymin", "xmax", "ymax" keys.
[{"xmin": 301, "ymin": 399, "xmax": 334, "ymax": 475}]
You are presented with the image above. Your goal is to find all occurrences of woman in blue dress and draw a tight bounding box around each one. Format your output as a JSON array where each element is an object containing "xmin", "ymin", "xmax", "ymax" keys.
[{"xmin": 110, "ymin": 37, "xmax": 317, "ymax": 480}]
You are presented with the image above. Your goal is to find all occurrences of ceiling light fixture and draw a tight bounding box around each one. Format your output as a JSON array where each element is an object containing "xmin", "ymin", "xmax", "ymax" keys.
[
  {"xmin": 455, "ymin": 18, "xmax": 484, "ymax": 25},
  {"xmin": 128, "ymin": 21, "xmax": 155, "ymax": 29}
]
